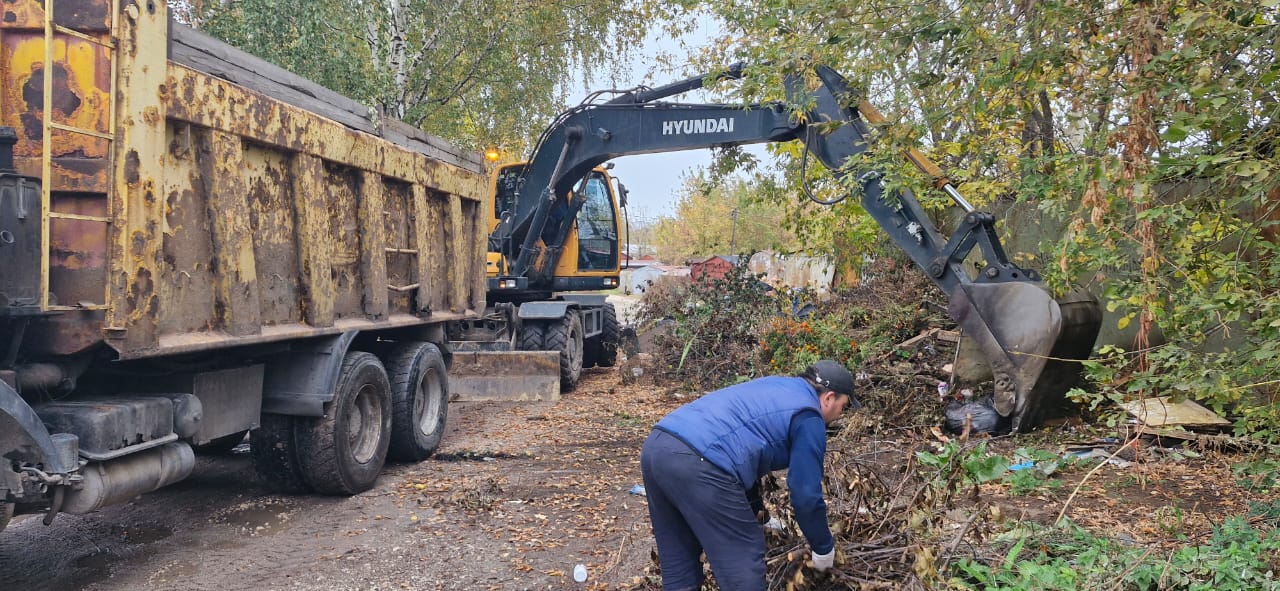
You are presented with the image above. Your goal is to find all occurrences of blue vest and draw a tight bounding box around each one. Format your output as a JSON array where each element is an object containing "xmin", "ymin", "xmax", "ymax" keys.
[{"xmin": 656, "ymin": 376, "xmax": 822, "ymax": 489}]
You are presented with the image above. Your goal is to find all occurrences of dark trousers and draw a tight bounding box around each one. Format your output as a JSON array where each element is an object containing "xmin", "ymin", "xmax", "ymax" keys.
[{"xmin": 640, "ymin": 429, "xmax": 765, "ymax": 591}]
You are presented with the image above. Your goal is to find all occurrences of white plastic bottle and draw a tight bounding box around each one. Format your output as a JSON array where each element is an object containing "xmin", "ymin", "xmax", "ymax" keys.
[{"xmin": 573, "ymin": 563, "xmax": 588, "ymax": 582}]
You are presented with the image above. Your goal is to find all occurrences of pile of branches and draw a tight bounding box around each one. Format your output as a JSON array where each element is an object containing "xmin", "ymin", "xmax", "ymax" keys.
[
  {"xmin": 627, "ymin": 425, "xmax": 1004, "ymax": 590},
  {"xmin": 634, "ymin": 262, "xmax": 781, "ymax": 390},
  {"xmin": 634, "ymin": 256, "xmax": 957, "ymax": 396},
  {"xmin": 758, "ymin": 423, "xmax": 999, "ymax": 590},
  {"xmin": 629, "ymin": 262, "xmax": 1012, "ymax": 589}
]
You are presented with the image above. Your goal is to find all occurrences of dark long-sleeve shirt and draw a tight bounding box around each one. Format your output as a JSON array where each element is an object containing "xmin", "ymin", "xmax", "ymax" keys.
[{"xmin": 787, "ymin": 410, "xmax": 833, "ymax": 554}]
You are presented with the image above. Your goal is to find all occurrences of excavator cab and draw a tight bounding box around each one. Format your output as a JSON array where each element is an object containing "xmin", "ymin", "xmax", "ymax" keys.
[{"xmin": 487, "ymin": 163, "xmax": 622, "ymax": 294}]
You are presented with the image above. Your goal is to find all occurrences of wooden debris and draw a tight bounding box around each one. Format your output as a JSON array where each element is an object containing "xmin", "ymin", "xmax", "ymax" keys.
[
  {"xmin": 896, "ymin": 328, "xmax": 941, "ymax": 349},
  {"xmin": 1119, "ymin": 396, "xmax": 1230, "ymax": 428},
  {"xmin": 935, "ymin": 330, "xmax": 961, "ymax": 343},
  {"xmin": 1135, "ymin": 426, "xmax": 1277, "ymax": 452}
]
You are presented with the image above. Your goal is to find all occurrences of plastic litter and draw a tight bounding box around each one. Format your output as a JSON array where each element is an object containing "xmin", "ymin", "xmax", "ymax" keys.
[
  {"xmin": 1008, "ymin": 461, "xmax": 1036, "ymax": 471},
  {"xmin": 944, "ymin": 394, "xmax": 1007, "ymax": 434},
  {"xmin": 629, "ymin": 484, "xmax": 646, "ymax": 495},
  {"xmin": 573, "ymin": 563, "xmax": 588, "ymax": 582},
  {"xmin": 1064, "ymin": 448, "xmax": 1134, "ymax": 468}
]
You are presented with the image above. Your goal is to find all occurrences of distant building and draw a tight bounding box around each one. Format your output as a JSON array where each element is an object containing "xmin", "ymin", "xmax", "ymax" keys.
[
  {"xmin": 621, "ymin": 266, "xmax": 664, "ymax": 294},
  {"xmin": 689, "ymin": 255, "xmax": 739, "ymax": 283},
  {"xmin": 624, "ymin": 244, "xmax": 658, "ymax": 259},
  {"xmin": 623, "ymin": 253, "xmax": 659, "ymax": 268},
  {"xmin": 620, "ymin": 264, "xmax": 689, "ymax": 294}
]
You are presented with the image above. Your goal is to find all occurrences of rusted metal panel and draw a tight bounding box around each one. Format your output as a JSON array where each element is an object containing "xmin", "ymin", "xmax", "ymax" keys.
[
  {"xmin": 197, "ymin": 127, "xmax": 261, "ymax": 336},
  {"xmin": 323, "ymin": 162, "xmax": 364, "ymax": 320},
  {"xmin": 4, "ymin": 0, "xmax": 487, "ymax": 361},
  {"xmin": 0, "ymin": 0, "xmax": 114, "ymax": 357},
  {"xmin": 47, "ymin": 194, "xmax": 106, "ymax": 306},
  {"xmin": 383, "ymin": 180, "xmax": 415, "ymax": 313},
  {"xmin": 469, "ymin": 197, "xmax": 488, "ymax": 314},
  {"xmin": 158, "ymin": 124, "xmax": 217, "ymax": 339},
  {"xmin": 358, "ymin": 170, "xmax": 389, "ymax": 320},
  {"xmin": 448, "ymin": 195, "xmax": 466, "ymax": 313},
  {"xmin": 164, "ymin": 65, "xmax": 486, "ymax": 202},
  {"xmin": 411, "ymin": 185, "xmax": 434, "ymax": 314},
  {"xmin": 748, "ymin": 251, "xmax": 836, "ymax": 293},
  {"xmin": 288, "ymin": 152, "xmax": 333, "ymax": 327},
  {"xmin": 415, "ymin": 189, "xmax": 450, "ymax": 315},
  {"xmin": 104, "ymin": 0, "xmax": 169, "ymax": 353},
  {"xmin": 1, "ymin": 0, "xmax": 111, "ymax": 31},
  {"xmin": 1, "ymin": 8, "xmax": 113, "ymax": 199}
]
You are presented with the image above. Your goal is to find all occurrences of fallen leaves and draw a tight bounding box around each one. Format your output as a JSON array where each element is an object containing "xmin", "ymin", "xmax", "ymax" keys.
[{"xmin": 377, "ymin": 367, "xmax": 671, "ymax": 588}]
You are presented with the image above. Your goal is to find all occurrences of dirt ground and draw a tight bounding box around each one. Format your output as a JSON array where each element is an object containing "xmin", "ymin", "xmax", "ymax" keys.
[
  {"xmin": 0, "ymin": 348, "xmax": 1268, "ymax": 590},
  {"xmin": 0, "ymin": 367, "xmax": 676, "ymax": 591}
]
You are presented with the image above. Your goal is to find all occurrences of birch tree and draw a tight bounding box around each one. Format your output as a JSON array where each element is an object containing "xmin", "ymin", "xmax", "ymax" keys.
[{"xmin": 189, "ymin": 0, "xmax": 651, "ymax": 152}]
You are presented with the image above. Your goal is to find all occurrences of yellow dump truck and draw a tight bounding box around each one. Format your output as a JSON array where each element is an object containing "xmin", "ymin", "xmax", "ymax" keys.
[{"xmin": 0, "ymin": 0, "xmax": 488, "ymax": 532}]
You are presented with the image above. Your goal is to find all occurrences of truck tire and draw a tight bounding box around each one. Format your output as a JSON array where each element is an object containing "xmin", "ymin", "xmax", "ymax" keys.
[
  {"xmin": 1, "ymin": 500, "xmax": 13, "ymax": 533},
  {"xmin": 544, "ymin": 313, "xmax": 584, "ymax": 391},
  {"xmin": 295, "ymin": 352, "xmax": 392, "ymax": 495},
  {"xmin": 196, "ymin": 430, "xmax": 249, "ymax": 454},
  {"xmin": 383, "ymin": 342, "xmax": 449, "ymax": 462},
  {"xmin": 251, "ymin": 414, "xmax": 312, "ymax": 494}
]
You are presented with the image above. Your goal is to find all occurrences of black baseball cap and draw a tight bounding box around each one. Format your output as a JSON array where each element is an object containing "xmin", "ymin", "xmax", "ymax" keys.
[{"xmin": 806, "ymin": 360, "xmax": 861, "ymax": 409}]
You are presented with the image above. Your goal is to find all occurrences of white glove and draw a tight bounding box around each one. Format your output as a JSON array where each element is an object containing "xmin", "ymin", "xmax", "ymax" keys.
[
  {"xmin": 763, "ymin": 516, "xmax": 786, "ymax": 532},
  {"xmin": 811, "ymin": 549, "xmax": 835, "ymax": 572}
]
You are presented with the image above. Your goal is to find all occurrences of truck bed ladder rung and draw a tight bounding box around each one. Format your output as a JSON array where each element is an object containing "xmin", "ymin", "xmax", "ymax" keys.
[
  {"xmin": 48, "ymin": 121, "xmax": 114, "ymax": 141},
  {"xmin": 53, "ymin": 24, "xmax": 115, "ymax": 49},
  {"xmin": 46, "ymin": 304, "xmax": 109, "ymax": 311},
  {"xmin": 48, "ymin": 211, "xmax": 111, "ymax": 223}
]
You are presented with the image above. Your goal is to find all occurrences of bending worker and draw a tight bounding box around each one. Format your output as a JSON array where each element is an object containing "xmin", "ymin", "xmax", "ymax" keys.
[{"xmin": 640, "ymin": 360, "xmax": 859, "ymax": 590}]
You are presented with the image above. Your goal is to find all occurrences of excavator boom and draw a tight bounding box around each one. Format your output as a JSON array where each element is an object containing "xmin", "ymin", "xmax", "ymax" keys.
[{"xmin": 489, "ymin": 65, "xmax": 1101, "ymax": 432}]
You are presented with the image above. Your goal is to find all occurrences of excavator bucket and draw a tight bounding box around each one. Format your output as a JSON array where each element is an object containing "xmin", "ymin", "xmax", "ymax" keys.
[
  {"xmin": 448, "ymin": 345, "xmax": 562, "ymax": 402},
  {"xmin": 949, "ymin": 282, "xmax": 1102, "ymax": 432}
]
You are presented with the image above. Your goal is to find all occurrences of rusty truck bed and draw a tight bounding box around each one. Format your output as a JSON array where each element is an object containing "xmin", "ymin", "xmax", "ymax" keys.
[{"xmin": 0, "ymin": 0, "xmax": 488, "ymax": 360}]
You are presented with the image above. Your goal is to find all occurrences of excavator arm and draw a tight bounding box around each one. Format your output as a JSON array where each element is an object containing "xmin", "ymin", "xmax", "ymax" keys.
[{"xmin": 494, "ymin": 65, "xmax": 1100, "ymax": 432}]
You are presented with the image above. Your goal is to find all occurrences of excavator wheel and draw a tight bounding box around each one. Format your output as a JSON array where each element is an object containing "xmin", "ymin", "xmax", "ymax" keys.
[
  {"xmin": 597, "ymin": 303, "xmax": 620, "ymax": 367},
  {"xmin": 584, "ymin": 303, "xmax": 620, "ymax": 368},
  {"xmin": 543, "ymin": 314, "xmax": 584, "ymax": 391},
  {"xmin": 517, "ymin": 321, "xmax": 545, "ymax": 352}
]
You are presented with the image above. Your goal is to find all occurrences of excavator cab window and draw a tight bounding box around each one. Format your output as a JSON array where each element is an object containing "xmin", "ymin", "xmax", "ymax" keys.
[
  {"xmin": 575, "ymin": 172, "xmax": 617, "ymax": 271},
  {"xmin": 493, "ymin": 165, "xmax": 524, "ymax": 220}
]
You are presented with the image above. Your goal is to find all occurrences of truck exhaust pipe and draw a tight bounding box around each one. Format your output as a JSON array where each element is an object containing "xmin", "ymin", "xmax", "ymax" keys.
[{"xmin": 61, "ymin": 442, "xmax": 195, "ymax": 515}]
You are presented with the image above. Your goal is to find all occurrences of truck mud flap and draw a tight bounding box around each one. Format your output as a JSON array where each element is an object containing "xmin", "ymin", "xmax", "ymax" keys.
[
  {"xmin": 0, "ymin": 380, "xmax": 77, "ymax": 475},
  {"xmin": 448, "ymin": 350, "xmax": 561, "ymax": 402}
]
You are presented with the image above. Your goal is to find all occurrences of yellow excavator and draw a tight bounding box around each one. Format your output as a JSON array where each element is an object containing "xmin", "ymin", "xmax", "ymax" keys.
[{"xmin": 451, "ymin": 64, "xmax": 1101, "ymax": 431}]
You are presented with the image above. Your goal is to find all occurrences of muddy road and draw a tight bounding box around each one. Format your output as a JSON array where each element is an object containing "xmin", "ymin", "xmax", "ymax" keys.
[{"xmin": 0, "ymin": 367, "xmax": 671, "ymax": 591}]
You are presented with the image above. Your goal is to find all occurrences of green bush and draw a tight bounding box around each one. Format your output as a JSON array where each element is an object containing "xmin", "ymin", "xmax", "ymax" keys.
[
  {"xmin": 951, "ymin": 517, "xmax": 1280, "ymax": 590},
  {"xmin": 758, "ymin": 304, "xmax": 867, "ymax": 376},
  {"xmin": 758, "ymin": 284, "xmax": 933, "ymax": 377},
  {"xmin": 635, "ymin": 260, "xmax": 779, "ymax": 390}
]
